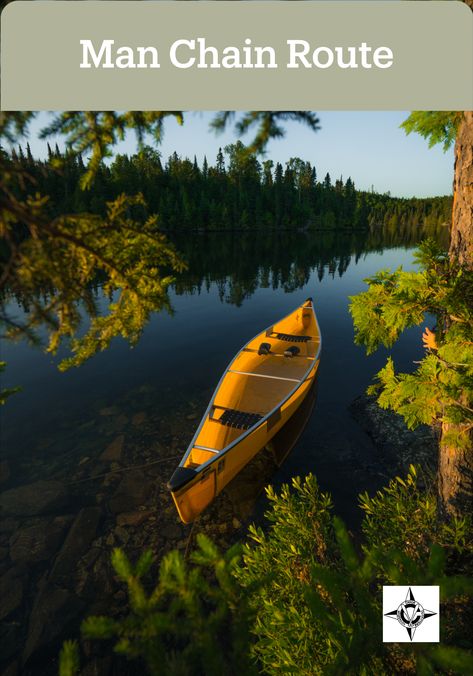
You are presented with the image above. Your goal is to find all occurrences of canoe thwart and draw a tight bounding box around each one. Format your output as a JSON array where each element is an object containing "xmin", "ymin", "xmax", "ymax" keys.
[{"xmin": 193, "ymin": 444, "xmax": 220, "ymax": 454}]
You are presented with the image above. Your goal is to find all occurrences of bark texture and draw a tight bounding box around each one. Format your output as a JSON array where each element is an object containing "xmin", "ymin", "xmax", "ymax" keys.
[
  {"xmin": 449, "ymin": 111, "xmax": 473, "ymax": 268},
  {"xmin": 441, "ymin": 110, "xmax": 473, "ymax": 514},
  {"xmin": 439, "ymin": 420, "xmax": 473, "ymax": 517}
]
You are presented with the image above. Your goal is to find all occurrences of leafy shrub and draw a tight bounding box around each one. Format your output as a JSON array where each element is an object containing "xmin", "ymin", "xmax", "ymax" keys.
[
  {"xmin": 62, "ymin": 535, "xmax": 257, "ymax": 676},
  {"xmin": 237, "ymin": 473, "xmax": 473, "ymax": 675},
  {"xmin": 360, "ymin": 465, "xmax": 473, "ymax": 567},
  {"xmin": 60, "ymin": 471, "xmax": 473, "ymax": 675},
  {"xmin": 236, "ymin": 475, "xmax": 336, "ymax": 675}
]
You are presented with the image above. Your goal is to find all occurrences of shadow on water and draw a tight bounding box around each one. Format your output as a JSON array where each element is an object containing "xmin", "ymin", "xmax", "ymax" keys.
[
  {"xmin": 0, "ymin": 225, "xmax": 446, "ymax": 673},
  {"xmin": 212, "ymin": 378, "xmax": 319, "ymax": 527}
]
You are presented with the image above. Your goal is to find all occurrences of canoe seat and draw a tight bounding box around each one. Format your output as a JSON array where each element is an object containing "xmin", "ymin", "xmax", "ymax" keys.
[
  {"xmin": 275, "ymin": 333, "xmax": 312, "ymax": 343},
  {"xmin": 216, "ymin": 408, "xmax": 263, "ymax": 431}
]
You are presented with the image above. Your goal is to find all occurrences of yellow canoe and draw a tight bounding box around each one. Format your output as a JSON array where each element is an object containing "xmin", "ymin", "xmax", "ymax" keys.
[{"xmin": 168, "ymin": 298, "xmax": 321, "ymax": 523}]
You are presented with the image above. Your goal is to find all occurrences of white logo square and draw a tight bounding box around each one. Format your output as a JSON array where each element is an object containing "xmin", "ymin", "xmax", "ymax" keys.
[{"xmin": 383, "ymin": 586, "xmax": 439, "ymax": 643}]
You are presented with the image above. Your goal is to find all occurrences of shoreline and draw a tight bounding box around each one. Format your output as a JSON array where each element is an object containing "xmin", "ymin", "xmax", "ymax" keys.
[{"xmin": 0, "ymin": 392, "xmax": 437, "ymax": 675}]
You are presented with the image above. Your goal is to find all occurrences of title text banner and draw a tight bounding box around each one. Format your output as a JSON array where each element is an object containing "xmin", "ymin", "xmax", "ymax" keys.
[{"xmin": 1, "ymin": 1, "xmax": 472, "ymax": 110}]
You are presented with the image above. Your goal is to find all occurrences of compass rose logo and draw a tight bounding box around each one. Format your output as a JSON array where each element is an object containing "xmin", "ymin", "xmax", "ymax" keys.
[{"xmin": 383, "ymin": 586, "xmax": 439, "ymax": 642}]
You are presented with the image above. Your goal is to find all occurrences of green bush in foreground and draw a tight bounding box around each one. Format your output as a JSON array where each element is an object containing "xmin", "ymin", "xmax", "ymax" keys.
[
  {"xmin": 360, "ymin": 465, "xmax": 472, "ymax": 565},
  {"xmin": 60, "ymin": 470, "xmax": 473, "ymax": 676}
]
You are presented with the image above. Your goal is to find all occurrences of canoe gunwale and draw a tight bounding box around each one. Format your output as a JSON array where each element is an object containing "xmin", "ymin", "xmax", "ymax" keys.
[{"xmin": 174, "ymin": 298, "xmax": 322, "ymax": 484}]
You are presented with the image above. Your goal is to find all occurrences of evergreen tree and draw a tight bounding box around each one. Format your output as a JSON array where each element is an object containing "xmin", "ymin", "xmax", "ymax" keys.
[
  {"xmin": 352, "ymin": 111, "xmax": 473, "ymax": 516},
  {"xmin": 216, "ymin": 147, "xmax": 225, "ymax": 174}
]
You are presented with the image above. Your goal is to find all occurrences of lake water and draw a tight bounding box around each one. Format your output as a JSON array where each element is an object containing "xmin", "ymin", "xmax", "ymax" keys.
[{"xmin": 1, "ymin": 228, "xmax": 443, "ymax": 525}]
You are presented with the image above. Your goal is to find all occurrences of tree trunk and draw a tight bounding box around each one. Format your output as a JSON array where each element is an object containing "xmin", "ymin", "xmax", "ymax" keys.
[
  {"xmin": 439, "ymin": 420, "xmax": 473, "ymax": 518},
  {"xmin": 440, "ymin": 110, "xmax": 473, "ymax": 516},
  {"xmin": 449, "ymin": 111, "xmax": 473, "ymax": 268}
]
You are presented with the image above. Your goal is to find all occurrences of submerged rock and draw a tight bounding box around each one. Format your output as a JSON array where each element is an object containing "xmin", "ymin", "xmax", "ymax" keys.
[
  {"xmin": 0, "ymin": 517, "xmax": 19, "ymax": 534},
  {"xmin": 49, "ymin": 507, "xmax": 102, "ymax": 585},
  {"xmin": 99, "ymin": 406, "xmax": 118, "ymax": 416},
  {"xmin": 131, "ymin": 411, "xmax": 147, "ymax": 426},
  {"xmin": 9, "ymin": 517, "xmax": 70, "ymax": 565},
  {"xmin": 116, "ymin": 510, "xmax": 153, "ymax": 527},
  {"xmin": 0, "ymin": 566, "xmax": 27, "ymax": 620},
  {"xmin": 0, "ymin": 460, "xmax": 11, "ymax": 485},
  {"xmin": 23, "ymin": 584, "xmax": 84, "ymax": 664},
  {"xmin": 81, "ymin": 656, "xmax": 112, "ymax": 676},
  {"xmin": 0, "ymin": 480, "xmax": 69, "ymax": 517},
  {"xmin": 109, "ymin": 470, "xmax": 152, "ymax": 514},
  {"xmin": 159, "ymin": 523, "xmax": 182, "ymax": 540},
  {"xmin": 100, "ymin": 435, "xmax": 124, "ymax": 462},
  {"xmin": 350, "ymin": 395, "xmax": 437, "ymax": 474}
]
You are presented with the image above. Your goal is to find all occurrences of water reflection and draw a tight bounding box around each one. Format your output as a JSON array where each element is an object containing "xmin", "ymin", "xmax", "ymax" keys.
[
  {"xmin": 172, "ymin": 224, "xmax": 448, "ymax": 305},
  {"xmin": 0, "ymin": 227, "xmax": 444, "ymax": 673}
]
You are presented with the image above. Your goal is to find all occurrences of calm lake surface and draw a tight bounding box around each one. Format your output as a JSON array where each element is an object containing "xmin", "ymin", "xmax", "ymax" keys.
[{"xmin": 1, "ymin": 229, "xmax": 443, "ymax": 524}]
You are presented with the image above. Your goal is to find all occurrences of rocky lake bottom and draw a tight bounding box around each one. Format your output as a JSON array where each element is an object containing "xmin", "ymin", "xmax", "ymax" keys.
[{"xmin": 0, "ymin": 381, "xmax": 437, "ymax": 676}]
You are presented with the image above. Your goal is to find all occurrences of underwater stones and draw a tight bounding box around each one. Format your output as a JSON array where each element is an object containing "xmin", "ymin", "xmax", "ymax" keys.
[
  {"xmin": 0, "ymin": 566, "xmax": 27, "ymax": 620},
  {"xmin": 100, "ymin": 435, "xmax": 124, "ymax": 462},
  {"xmin": 116, "ymin": 510, "xmax": 152, "ymax": 527},
  {"xmin": 23, "ymin": 584, "xmax": 84, "ymax": 664},
  {"xmin": 99, "ymin": 406, "xmax": 118, "ymax": 416},
  {"xmin": 159, "ymin": 523, "xmax": 182, "ymax": 540},
  {"xmin": 9, "ymin": 517, "xmax": 70, "ymax": 565},
  {"xmin": 113, "ymin": 526, "xmax": 129, "ymax": 545},
  {"xmin": 131, "ymin": 411, "xmax": 147, "ymax": 426},
  {"xmin": 350, "ymin": 394, "xmax": 437, "ymax": 474},
  {"xmin": 105, "ymin": 532, "xmax": 115, "ymax": 547},
  {"xmin": 81, "ymin": 656, "xmax": 112, "ymax": 676},
  {"xmin": 1, "ymin": 480, "xmax": 69, "ymax": 517},
  {"xmin": 0, "ymin": 622, "xmax": 22, "ymax": 664},
  {"xmin": 108, "ymin": 470, "xmax": 151, "ymax": 513},
  {"xmin": 49, "ymin": 507, "xmax": 102, "ymax": 584},
  {"xmin": 0, "ymin": 517, "xmax": 18, "ymax": 534},
  {"xmin": 0, "ymin": 460, "xmax": 10, "ymax": 484},
  {"xmin": 109, "ymin": 414, "xmax": 128, "ymax": 433}
]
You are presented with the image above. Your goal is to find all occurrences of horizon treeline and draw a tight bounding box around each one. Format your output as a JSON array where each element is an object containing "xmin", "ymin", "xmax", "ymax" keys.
[{"xmin": 5, "ymin": 141, "xmax": 452, "ymax": 231}]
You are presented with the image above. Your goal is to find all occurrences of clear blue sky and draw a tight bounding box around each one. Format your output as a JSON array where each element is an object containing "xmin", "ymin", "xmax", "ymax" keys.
[{"xmin": 24, "ymin": 111, "xmax": 453, "ymax": 198}]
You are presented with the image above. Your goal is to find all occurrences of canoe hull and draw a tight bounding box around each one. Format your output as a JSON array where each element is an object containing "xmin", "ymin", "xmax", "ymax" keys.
[{"xmin": 171, "ymin": 358, "xmax": 319, "ymax": 524}]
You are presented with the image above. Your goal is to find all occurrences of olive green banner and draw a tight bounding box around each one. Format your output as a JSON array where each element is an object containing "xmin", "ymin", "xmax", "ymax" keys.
[{"xmin": 1, "ymin": 1, "xmax": 472, "ymax": 110}]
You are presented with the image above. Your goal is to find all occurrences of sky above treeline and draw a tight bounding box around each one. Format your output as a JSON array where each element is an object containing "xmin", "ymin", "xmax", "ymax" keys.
[{"xmin": 25, "ymin": 111, "xmax": 454, "ymax": 199}]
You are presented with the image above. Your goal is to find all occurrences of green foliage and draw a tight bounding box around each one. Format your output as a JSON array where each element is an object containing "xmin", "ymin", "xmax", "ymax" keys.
[
  {"xmin": 349, "ymin": 240, "xmax": 473, "ymax": 445},
  {"xmin": 237, "ymin": 473, "xmax": 473, "ymax": 675},
  {"xmin": 236, "ymin": 475, "xmax": 336, "ymax": 675},
  {"xmin": 401, "ymin": 111, "xmax": 463, "ymax": 151},
  {"xmin": 38, "ymin": 111, "xmax": 185, "ymax": 189},
  {"xmin": 81, "ymin": 536, "xmax": 257, "ymax": 676},
  {"xmin": 63, "ymin": 470, "xmax": 473, "ymax": 675},
  {"xmin": 1, "ymin": 188, "xmax": 185, "ymax": 370},
  {"xmin": 0, "ymin": 361, "xmax": 21, "ymax": 404},
  {"xmin": 1, "ymin": 111, "xmax": 320, "ymax": 188},
  {"xmin": 58, "ymin": 640, "xmax": 79, "ymax": 676},
  {"xmin": 211, "ymin": 111, "xmax": 320, "ymax": 156},
  {"xmin": 237, "ymin": 468, "xmax": 473, "ymax": 675},
  {"xmin": 3, "ymin": 141, "xmax": 452, "ymax": 233},
  {"xmin": 360, "ymin": 465, "xmax": 472, "ymax": 562},
  {"xmin": 0, "ymin": 110, "xmax": 323, "ymax": 382}
]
